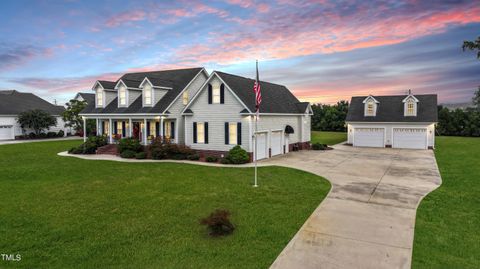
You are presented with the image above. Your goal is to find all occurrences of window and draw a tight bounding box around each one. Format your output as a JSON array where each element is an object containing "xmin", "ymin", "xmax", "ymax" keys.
[
  {"xmin": 406, "ymin": 100, "xmax": 415, "ymax": 116},
  {"xmin": 150, "ymin": 121, "xmax": 156, "ymax": 137},
  {"xmin": 117, "ymin": 122, "xmax": 123, "ymax": 136},
  {"xmin": 229, "ymin": 123, "xmax": 237, "ymax": 145},
  {"xmin": 144, "ymin": 87, "xmax": 152, "ymax": 105},
  {"xmin": 366, "ymin": 101, "xmax": 374, "ymax": 116},
  {"xmin": 212, "ymin": 85, "xmax": 221, "ymax": 104},
  {"xmin": 96, "ymin": 89, "xmax": 103, "ymax": 106},
  {"xmin": 182, "ymin": 91, "xmax": 189, "ymax": 105},
  {"xmin": 119, "ymin": 88, "xmax": 126, "ymax": 106},
  {"xmin": 197, "ymin": 122, "xmax": 205, "ymax": 143}
]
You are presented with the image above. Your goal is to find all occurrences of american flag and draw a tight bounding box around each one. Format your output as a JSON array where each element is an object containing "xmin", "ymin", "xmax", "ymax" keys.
[{"xmin": 253, "ymin": 60, "xmax": 262, "ymax": 116}]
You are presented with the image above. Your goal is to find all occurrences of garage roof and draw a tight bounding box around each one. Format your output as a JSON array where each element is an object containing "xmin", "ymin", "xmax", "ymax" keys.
[
  {"xmin": 346, "ymin": 94, "xmax": 438, "ymax": 122},
  {"xmin": 0, "ymin": 90, "xmax": 65, "ymax": 115}
]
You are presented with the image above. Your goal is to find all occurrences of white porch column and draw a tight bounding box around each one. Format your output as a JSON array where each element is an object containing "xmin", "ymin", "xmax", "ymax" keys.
[
  {"xmin": 160, "ymin": 117, "xmax": 164, "ymax": 140},
  {"xmin": 129, "ymin": 118, "xmax": 132, "ymax": 137},
  {"xmin": 109, "ymin": 118, "xmax": 113, "ymax": 144},
  {"xmin": 96, "ymin": 119, "xmax": 99, "ymax": 136},
  {"xmin": 143, "ymin": 118, "xmax": 148, "ymax": 146},
  {"xmin": 83, "ymin": 117, "xmax": 87, "ymax": 142}
]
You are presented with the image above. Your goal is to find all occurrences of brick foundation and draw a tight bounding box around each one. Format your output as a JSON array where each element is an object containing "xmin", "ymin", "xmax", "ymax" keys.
[{"xmin": 288, "ymin": 141, "xmax": 311, "ymax": 152}]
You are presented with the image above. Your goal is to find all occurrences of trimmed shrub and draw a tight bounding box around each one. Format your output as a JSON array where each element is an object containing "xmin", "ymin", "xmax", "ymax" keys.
[
  {"xmin": 118, "ymin": 137, "xmax": 143, "ymax": 154},
  {"xmin": 148, "ymin": 137, "xmax": 195, "ymax": 160},
  {"xmin": 120, "ymin": 150, "xmax": 136, "ymax": 159},
  {"xmin": 187, "ymin": 154, "xmax": 200, "ymax": 160},
  {"xmin": 87, "ymin": 136, "xmax": 107, "ymax": 148},
  {"xmin": 312, "ymin": 143, "xmax": 326, "ymax": 150},
  {"xmin": 200, "ymin": 209, "xmax": 235, "ymax": 237},
  {"xmin": 47, "ymin": 131, "xmax": 57, "ymax": 138},
  {"xmin": 225, "ymin": 146, "xmax": 249, "ymax": 164},
  {"xmin": 38, "ymin": 133, "xmax": 47, "ymax": 138},
  {"xmin": 135, "ymin": 151, "xmax": 147, "ymax": 159},
  {"xmin": 206, "ymin": 156, "xmax": 218, "ymax": 163},
  {"xmin": 57, "ymin": 130, "xmax": 65, "ymax": 137},
  {"xmin": 220, "ymin": 158, "xmax": 232, "ymax": 164},
  {"xmin": 28, "ymin": 132, "xmax": 36, "ymax": 139}
]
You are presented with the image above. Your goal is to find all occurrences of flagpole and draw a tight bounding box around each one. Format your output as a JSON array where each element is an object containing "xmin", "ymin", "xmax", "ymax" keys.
[
  {"xmin": 254, "ymin": 113, "xmax": 258, "ymax": 187},
  {"xmin": 253, "ymin": 59, "xmax": 259, "ymax": 187}
]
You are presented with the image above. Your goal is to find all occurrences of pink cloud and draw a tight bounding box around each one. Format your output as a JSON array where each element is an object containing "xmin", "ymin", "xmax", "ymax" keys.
[{"xmin": 104, "ymin": 10, "xmax": 146, "ymax": 27}]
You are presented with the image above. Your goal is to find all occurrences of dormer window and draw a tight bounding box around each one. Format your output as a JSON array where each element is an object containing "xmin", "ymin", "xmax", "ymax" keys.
[
  {"xmin": 363, "ymin": 95, "xmax": 379, "ymax": 117},
  {"xmin": 119, "ymin": 88, "xmax": 127, "ymax": 106},
  {"xmin": 183, "ymin": 91, "xmax": 189, "ymax": 105},
  {"xmin": 212, "ymin": 85, "xmax": 221, "ymax": 104},
  {"xmin": 406, "ymin": 100, "xmax": 415, "ymax": 116},
  {"xmin": 403, "ymin": 91, "xmax": 419, "ymax": 117},
  {"xmin": 144, "ymin": 86, "xmax": 152, "ymax": 106},
  {"xmin": 96, "ymin": 88, "xmax": 103, "ymax": 107}
]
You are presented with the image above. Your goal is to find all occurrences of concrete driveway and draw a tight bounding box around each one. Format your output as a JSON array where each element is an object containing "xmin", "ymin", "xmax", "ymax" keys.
[{"xmin": 268, "ymin": 144, "xmax": 441, "ymax": 269}]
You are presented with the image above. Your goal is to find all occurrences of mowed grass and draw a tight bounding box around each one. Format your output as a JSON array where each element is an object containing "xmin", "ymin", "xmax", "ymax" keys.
[
  {"xmin": 412, "ymin": 136, "xmax": 480, "ymax": 268},
  {"xmin": 0, "ymin": 140, "xmax": 330, "ymax": 269},
  {"xmin": 311, "ymin": 131, "xmax": 347, "ymax": 145}
]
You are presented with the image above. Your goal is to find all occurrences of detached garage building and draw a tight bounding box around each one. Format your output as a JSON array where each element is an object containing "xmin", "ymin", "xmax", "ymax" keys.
[
  {"xmin": 346, "ymin": 92, "xmax": 438, "ymax": 149},
  {"xmin": 0, "ymin": 90, "xmax": 67, "ymax": 140}
]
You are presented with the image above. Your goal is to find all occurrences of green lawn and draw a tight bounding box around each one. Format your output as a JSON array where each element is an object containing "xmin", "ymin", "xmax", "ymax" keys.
[
  {"xmin": 0, "ymin": 140, "xmax": 330, "ymax": 269},
  {"xmin": 311, "ymin": 131, "xmax": 347, "ymax": 145},
  {"xmin": 412, "ymin": 136, "xmax": 480, "ymax": 268}
]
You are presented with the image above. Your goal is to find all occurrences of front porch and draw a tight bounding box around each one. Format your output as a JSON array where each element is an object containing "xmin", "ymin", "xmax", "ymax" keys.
[{"xmin": 82, "ymin": 116, "xmax": 177, "ymax": 145}]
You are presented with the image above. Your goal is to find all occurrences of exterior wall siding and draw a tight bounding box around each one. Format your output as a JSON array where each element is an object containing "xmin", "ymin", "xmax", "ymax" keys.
[
  {"xmin": 104, "ymin": 91, "xmax": 116, "ymax": 107},
  {"xmin": 128, "ymin": 89, "xmax": 141, "ymax": 106},
  {"xmin": 347, "ymin": 122, "xmax": 435, "ymax": 147}
]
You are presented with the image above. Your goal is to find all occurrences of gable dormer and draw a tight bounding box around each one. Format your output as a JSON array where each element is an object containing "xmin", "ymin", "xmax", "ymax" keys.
[
  {"xmin": 363, "ymin": 95, "xmax": 379, "ymax": 117},
  {"xmin": 403, "ymin": 90, "xmax": 419, "ymax": 117},
  {"xmin": 115, "ymin": 80, "xmax": 128, "ymax": 107},
  {"xmin": 139, "ymin": 77, "xmax": 172, "ymax": 107},
  {"xmin": 115, "ymin": 79, "xmax": 141, "ymax": 108},
  {"xmin": 93, "ymin": 80, "xmax": 116, "ymax": 108}
]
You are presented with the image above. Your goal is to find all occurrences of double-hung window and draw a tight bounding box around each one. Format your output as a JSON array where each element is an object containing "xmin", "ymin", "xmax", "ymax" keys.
[
  {"xmin": 96, "ymin": 89, "xmax": 103, "ymax": 106},
  {"xmin": 144, "ymin": 88, "xmax": 152, "ymax": 105},
  {"xmin": 197, "ymin": 122, "xmax": 205, "ymax": 143},
  {"xmin": 183, "ymin": 91, "xmax": 189, "ymax": 105},
  {"xmin": 406, "ymin": 101, "xmax": 415, "ymax": 116},
  {"xmin": 119, "ymin": 88, "xmax": 126, "ymax": 106},
  {"xmin": 212, "ymin": 85, "xmax": 221, "ymax": 104},
  {"xmin": 229, "ymin": 123, "xmax": 237, "ymax": 145}
]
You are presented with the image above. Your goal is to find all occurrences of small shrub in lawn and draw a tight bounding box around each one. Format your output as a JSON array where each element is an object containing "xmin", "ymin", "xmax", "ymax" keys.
[
  {"xmin": 200, "ymin": 209, "xmax": 235, "ymax": 237},
  {"xmin": 151, "ymin": 148, "xmax": 167, "ymax": 160},
  {"xmin": 206, "ymin": 156, "xmax": 218, "ymax": 162},
  {"xmin": 312, "ymin": 143, "xmax": 326, "ymax": 150},
  {"xmin": 225, "ymin": 145, "xmax": 249, "ymax": 164},
  {"xmin": 187, "ymin": 154, "xmax": 200, "ymax": 160},
  {"xmin": 57, "ymin": 130, "xmax": 64, "ymax": 137},
  {"xmin": 118, "ymin": 137, "xmax": 143, "ymax": 154},
  {"xmin": 120, "ymin": 150, "xmax": 136, "ymax": 159},
  {"xmin": 135, "ymin": 151, "xmax": 147, "ymax": 159}
]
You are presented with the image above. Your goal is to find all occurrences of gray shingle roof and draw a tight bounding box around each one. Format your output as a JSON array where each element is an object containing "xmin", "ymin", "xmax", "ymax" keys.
[
  {"xmin": 98, "ymin": 80, "xmax": 116, "ymax": 89},
  {"xmin": 346, "ymin": 94, "xmax": 438, "ymax": 122},
  {"xmin": 215, "ymin": 71, "xmax": 307, "ymax": 114},
  {"xmin": 76, "ymin": 93, "xmax": 95, "ymax": 104},
  {"xmin": 81, "ymin": 67, "xmax": 203, "ymax": 114},
  {"xmin": 0, "ymin": 90, "xmax": 65, "ymax": 115}
]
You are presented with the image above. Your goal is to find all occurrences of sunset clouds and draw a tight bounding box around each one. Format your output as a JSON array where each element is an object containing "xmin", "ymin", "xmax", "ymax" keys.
[{"xmin": 0, "ymin": 0, "xmax": 479, "ymax": 105}]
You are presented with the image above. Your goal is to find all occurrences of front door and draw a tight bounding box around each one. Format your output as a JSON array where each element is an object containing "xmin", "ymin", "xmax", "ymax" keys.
[{"xmin": 133, "ymin": 122, "xmax": 140, "ymax": 140}]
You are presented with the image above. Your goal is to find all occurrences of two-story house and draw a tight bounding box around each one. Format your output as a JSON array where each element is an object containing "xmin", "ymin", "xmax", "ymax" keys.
[{"xmin": 80, "ymin": 67, "xmax": 312, "ymax": 160}]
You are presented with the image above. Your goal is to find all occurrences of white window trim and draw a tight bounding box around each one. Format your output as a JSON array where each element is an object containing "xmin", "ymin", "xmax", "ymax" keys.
[
  {"xmin": 143, "ymin": 86, "xmax": 153, "ymax": 107},
  {"xmin": 182, "ymin": 91, "xmax": 189, "ymax": 105},
  {"xmin": 96, "ymin": 88, "xmax": 104, "ymax": 108},
  {"xmin": 404, "ymin": 98, "xmax": 418, "ymax": 116},
  {"xmin": 118, "ymin": 87, "xmax": 128, "ymax": 107},
  {"xmin": 365, "ymin": 100, "xmax": 376, "ymax": 116},
  {"xmin": 212, "ymin": 84, "xmax": 221, "ymax": 104}
]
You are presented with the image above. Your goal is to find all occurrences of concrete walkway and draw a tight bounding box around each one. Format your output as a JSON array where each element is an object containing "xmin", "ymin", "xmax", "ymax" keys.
[
  {"xmin": 59, "ymin": 144, "xmax": 441, "ymax": 268},
  {"xmin": 0, "ymin": 136, "xmax": 81, "ymax": 145},
  {"xmin": 268, "ymin": 144, "xmax": 441, "ymax": 269}
]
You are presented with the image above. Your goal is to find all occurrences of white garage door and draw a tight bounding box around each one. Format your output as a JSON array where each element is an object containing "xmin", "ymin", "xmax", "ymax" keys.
[
  {"xmin": 354, "ymin": 128, "xmax": 385, "ymax": 148},
  {"xmin": 255, "ymin": 132, "xmax": 268, "ymax": 160},
  {"xmin": 393, "ymin": 128, "xmax": 427, "ymax": 149},
  {"xmin": 271, "ymin": 131, "xmax": 283, "ymax": 156},
  {"xmin": 0, "ymin": 125, "xmax": 14, "ymax": 140}
]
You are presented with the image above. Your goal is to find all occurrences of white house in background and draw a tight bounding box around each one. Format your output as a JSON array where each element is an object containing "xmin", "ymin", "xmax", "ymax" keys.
[
  {"xmin": 73, "ymin": 92, "xmax": 95, "ymax": 103},
  {"xmin": 0, "ymin": 90, "xmax": 67, "ymax": 140},
  {"xmin": 345, "ymin": 92, "xmax": 438, "ymax": 149},
  {"xmin": 182, "ymin": 71, "xmax": 312, "ymax": 160},
  {"xmin": 79, "ymin": 67, "xmax": 312, "ymax": 160}
]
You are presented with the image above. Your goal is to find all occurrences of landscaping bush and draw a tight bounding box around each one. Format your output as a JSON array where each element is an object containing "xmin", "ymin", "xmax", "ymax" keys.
[
  {"xmin": 206, "ymin": 156, "xmax": 218, "ymax": 163},
  {"xmin": 68, "ymin": 136, "xmax": 107, "ymax": 155},
  {"xmin": 28, "ymin": 132, "xmax": 36, "ymax": 139},
  {"xmin": 220, "ymin": 158, "xmax": 232, "ymax": 164},
  {"xmin": 148, "ymin": 137, "xmax": 195, "ymax": 160},
  {"xmin": 187, "ymin": 154, "xmax": 200, "ymax": 160},
  {"xmin": 312, "ymin": 143, "xmax": 326, "ymax": 150},
  {"xmin": 118, "ymin": 137, "xmax": 143, "ymax": 154},
  {"xmin": 200, "ymin": 209, "xmax": 235, "ymax": 237},
  {"xmin": 87, "ymin": 135, "xmax": 108, "ymax": 148},
  {"xmin": 135, "ymin": 151, "xmax": 147, "ymax": 159},
  {"xmin": 47, "ymin": 131, "xmax": 57, "ymax": 138},
  {"xmin": 224, "ymin": 146, "xmax": 249, "ymax": 164},
  {"xmin": 57, "ymin": 130, "xmax": 64, "ymax": 137},
  {"xmin": 38, "ymin": 133, "xmax": 47, "ymax": 138},
  {"xmin": 120, "ymin": 150, "xmax": 136, "ymax": 159}
]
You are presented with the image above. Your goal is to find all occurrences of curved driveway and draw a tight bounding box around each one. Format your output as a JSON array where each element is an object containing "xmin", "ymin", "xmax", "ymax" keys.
[{"xmin": 268, "ymin": 144, "xmax": 441, "ymax": 269}]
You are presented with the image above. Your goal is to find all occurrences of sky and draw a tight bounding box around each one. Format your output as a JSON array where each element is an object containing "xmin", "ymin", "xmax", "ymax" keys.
[{"xmin": 0, "ymin": 0, "xmax": 479, "ymax": 105}]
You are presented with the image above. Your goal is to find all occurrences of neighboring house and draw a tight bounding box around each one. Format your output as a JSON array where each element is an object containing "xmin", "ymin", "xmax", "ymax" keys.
[
  {"xmin": 182, "ymin": 71, "xmax": 312, "ymax": 160},
  {"xmin": 346, "ymin": 92, "xmax": 438, "ymax": 149},
  {"xmin": 73, "ymin": 92, "xmax": 95, "ymax": 103},
  {"xmin": 80, "ymin": 67, "xmax": 209, "ymax": 145},
  {"xmin": 79, "ymin": 67, "xmax": 312, "ymax": 160},
  {"xmin": 0, "ymin": 90, "xmax": 67, "ymax": 140}
]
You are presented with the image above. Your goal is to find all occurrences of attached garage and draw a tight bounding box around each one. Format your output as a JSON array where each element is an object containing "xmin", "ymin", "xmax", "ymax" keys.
[
  {"xmin": 0, "ymin": 125, "xmax": 14, "ymax": 140},
  {"xmin": 353, "ymin": 128, "xmax": 385, "ymax": 148},
  {"xmin": 270, "ymin": 131, "xmax": 283, "ymax": 156},
  {"xmin": 255, "ymin": 132, "xmax": 268, "ymax": 160},
  {"xmin": 393, "ymin": 128, "xmax": 427, "ymax": 149}
]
